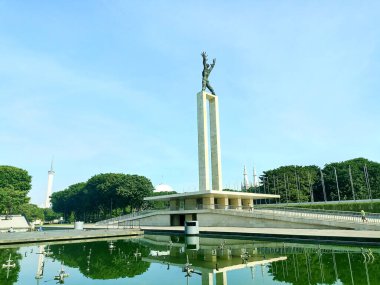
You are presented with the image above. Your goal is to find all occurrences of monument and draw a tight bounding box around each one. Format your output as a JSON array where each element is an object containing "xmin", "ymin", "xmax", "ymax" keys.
[
  {"xmin": 198, "ymin": 52, "xmax": 222, "ymax": 191},
  {"xmin": 142, "ymin": 53, "xmax": 280, "ymax": 227},
  {"xmin": 44, "ymin": 160, "xmax": 55, "ymax": 208}
]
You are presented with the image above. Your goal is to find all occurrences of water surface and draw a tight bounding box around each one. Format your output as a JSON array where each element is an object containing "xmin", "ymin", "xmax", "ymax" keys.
[{"xmin": 0, "ymin": 234, "xmax": 378, "ymax": 285}]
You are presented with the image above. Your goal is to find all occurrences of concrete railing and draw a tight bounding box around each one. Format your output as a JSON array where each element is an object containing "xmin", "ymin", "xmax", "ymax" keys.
[
  {"xmin": 169, "ymin": 204, "xmax": 380, "ymax": 225},
  {"xmin": 95, "ymin": 210, "xmax": 157, "ymax": 226},
  {"xmin": 253, "ymin": 206, "xmax": 380, "ymax": 225},
  {"xmin": 261, "ymin": 198, "xmax": 380, "ymax": 207}
]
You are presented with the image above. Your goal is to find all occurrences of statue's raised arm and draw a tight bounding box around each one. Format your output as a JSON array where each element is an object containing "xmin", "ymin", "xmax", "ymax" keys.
[
  {"xmin": 201, "ymin": 51, "xmax": 207, "ymax": 67},
  {"xmin": 201, "ymin": 52, "xmax": 216, "ymax": 95},
  {"xmin": 210, "ymin": 58, "xmax": 216, "ymax": 70}
]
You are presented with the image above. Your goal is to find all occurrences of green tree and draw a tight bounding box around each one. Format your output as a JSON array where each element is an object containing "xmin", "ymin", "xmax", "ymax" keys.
[
  {"xmin": 85, "ymin": 173, "xmax": 124, "ymax": 217},
  {"xmin": 51, "ymin": 182, "xmax": 86, "ymax": 221},
  {"xmin": 322, "ymin": 157, "xmax": 380, "ymax": 201},
  {"xmin": 85, "ymin": 173, "xmax": 154, "ymax": 216},
  {"xmin": 68, "ymin": 212, "xmax": 75, "ymax": 223},
  {"xmin": 258, "ymin": 157, "xmax": 380, "ymax": 203},
  {"xmin": 115, "ymin": 175, "xmax": 154, "ymax": 211},
  {"xmin": 51, "ymin": 173, "xmax": 154, "ymax": 222},
  {"xmin": 0, "ymin": 165, "xmax": 32, "ymax": 192},
  {"xmin": 0, "ymin": 166, "xmax": 32, "ymax": 215},
  {"xmin": 0, "ymin": 186, "xmax": 30, "ymax": 216},
  {"xmin": 19, "ymin": 203, "xmax": 44, "ymax": 222},
  {"xmin": 260, "ymin": 165, "xmax": 319, "ymax": 203},
  {"xmin": 147, "ymin": 190, "xmax": 177, "ymax": 209},
  {"xmin": 43, "ymin": 208, "xmax": 61, "ymax": 221}
]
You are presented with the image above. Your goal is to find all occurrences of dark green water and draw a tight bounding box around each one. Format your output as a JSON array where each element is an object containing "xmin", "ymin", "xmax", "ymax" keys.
[{"xmin": 0, "ymin": 234, "xmax": 378, "ymax": 285}]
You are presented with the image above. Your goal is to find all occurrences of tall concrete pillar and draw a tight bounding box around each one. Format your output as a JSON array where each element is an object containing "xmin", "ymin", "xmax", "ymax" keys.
[
  {"xmin": 209, "ymin": 96, "xmax": 222, "ymax": 191},
  {"xmin": 197, "ymin": 91, "xmax": 222, "ymax": 191},
  {"xmin": 197, "ymin": 91, "xmax": 210, "ymax": 191}
]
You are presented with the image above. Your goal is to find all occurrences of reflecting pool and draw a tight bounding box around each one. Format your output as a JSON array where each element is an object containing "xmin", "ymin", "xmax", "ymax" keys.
[{"xmin": 0, "ymin": 234, "xmax": 379, "ymax": 284}]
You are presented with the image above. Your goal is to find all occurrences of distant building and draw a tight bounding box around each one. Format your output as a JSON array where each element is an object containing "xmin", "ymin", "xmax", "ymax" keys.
[
  {"xmin": 154, "ymin": 184, "xmax": 174, "ymax": 193},
  {"xmin": 241, "ymin": 165, "xmax": 260, "ymax": 190}
]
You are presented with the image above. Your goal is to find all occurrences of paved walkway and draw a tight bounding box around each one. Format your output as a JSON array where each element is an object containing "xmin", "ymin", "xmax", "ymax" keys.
[{"xmin": 0, "ymin": 228, "xmax": 142, "ymax": 246}]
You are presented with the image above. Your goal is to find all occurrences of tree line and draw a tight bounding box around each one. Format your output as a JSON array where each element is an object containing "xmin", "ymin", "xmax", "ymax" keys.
[
  {"xmin": 2, "ymin": 157, "xmax": 379, "ymax": 223},
  {"xmin": 51, "ymin": 173, "xmax": 154, "ymax": 222},
  {"xmin": 0, "ymin": 165, "xmax": 154, "ymax": 223},
  {"xmin": 247, "ymin": 157, "xmax": 380, "ymax": 203}
]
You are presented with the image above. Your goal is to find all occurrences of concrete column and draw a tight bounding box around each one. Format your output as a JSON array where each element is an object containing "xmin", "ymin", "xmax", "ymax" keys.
[
  {"xmin": 179, "ymin": 199, "xmax": 185, "ymax": 210},
  {"xmin": 217, "ymin": 197, "xmax": 229, "ymax": 209},
  {"xmin": 197, "ymin": 91, "xmax": 210, "ymax": 191},
  {"xmin": 203, "ymin": 196, "xmax": 214, "ymax": 209},
  {"xmin": 209, "ymin": 95, "xmax": 222, "ymax": 191},
  {"xmin": 229, "ymin": 198, "xmax": 242, "ymax": 210},
  {"xmin": 185, "ymin": 198, "xmax": 196, "ymax": 210},
  {"xmin": 170, "ymin": 200, "xmax": 178, "ymax": 210},
  {"xmin": 242, "ymin": 199, "xmax": 253, "ymax": 210},
  {"xmin": 171, "ymin": 215, "xmax": 180, "ymax": 226}
]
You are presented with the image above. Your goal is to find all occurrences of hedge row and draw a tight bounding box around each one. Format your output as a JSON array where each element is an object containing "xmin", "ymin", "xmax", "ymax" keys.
[{"xmin": 289, "ymin": 201, "xmax": 380, "ymax": 213}]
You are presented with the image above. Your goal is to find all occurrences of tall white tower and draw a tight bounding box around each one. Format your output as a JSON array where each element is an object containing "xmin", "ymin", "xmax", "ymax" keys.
[
  {"xmin": 44, "ymin": 160, "xmax": 55, "ymax": 208},
  {"xmin": 242, "ymin": 165, "xmax": 249, "ymax": 190},
  {"xmin": 253, "ymin": 166, "xmax": 259, "ymax": 187}
]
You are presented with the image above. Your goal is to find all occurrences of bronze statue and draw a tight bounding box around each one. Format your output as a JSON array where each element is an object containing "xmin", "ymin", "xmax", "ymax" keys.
[{"xmin": 201, "ymin": 52, "xmax": 216, "ymax": 95}]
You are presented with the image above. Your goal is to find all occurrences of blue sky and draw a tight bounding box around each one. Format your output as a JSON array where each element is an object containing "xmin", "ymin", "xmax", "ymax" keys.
[{"xmin": 1, "ymin": 1, "xmax": 379, "ymax": 206}]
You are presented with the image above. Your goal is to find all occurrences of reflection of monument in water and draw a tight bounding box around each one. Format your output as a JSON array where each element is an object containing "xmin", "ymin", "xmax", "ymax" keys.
[
  {"xmin": 141, "ymin": 235, "xmax": 287, "ymax": 285},
  {"xmin": 34, "ymin": 244, "xmax": 69, "ymax": 284},
  {"xmin": 22, "ymin": 237, "xmax": 379, "ymax": 284},
  {"xmin": 35, "ymin": 246, "xmax": 45, "ymax": 281},
  {"xmin": 137, "ymin": 235, "xmax": 379, "ymax": 285}
]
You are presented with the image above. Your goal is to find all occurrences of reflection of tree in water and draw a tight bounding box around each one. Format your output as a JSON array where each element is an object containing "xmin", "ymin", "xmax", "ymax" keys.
[
  {"xmin": 0, "ymin": 248, "xmax": 22, "ymax": 285},
  {"xmin": 268, "ymin": 247, "xmax": 380, "ymax": 285},
  {"xmin": 50, "ymin": 240, "xmax": 150, "ymax": 280}
]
